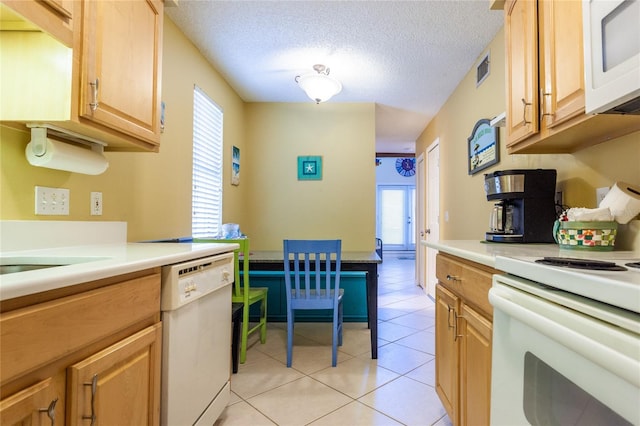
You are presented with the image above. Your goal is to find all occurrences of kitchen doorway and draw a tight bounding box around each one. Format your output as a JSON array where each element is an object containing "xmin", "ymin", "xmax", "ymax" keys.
[{"xmin": 377, "ymin": 185, "xmax": 416, "ymax": 251}]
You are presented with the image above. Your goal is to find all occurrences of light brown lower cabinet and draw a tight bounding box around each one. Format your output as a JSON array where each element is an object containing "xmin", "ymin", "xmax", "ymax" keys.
[
  {"xmin": 0, "ymin": 269, "xmax": 162, "ymax": 425},
  {"xmin": 67, "ymin": 323, "xmax": 162, "ymax": 426},
  {"xmin": 435, "ymin": 253, "xmax": 497, "ymax": 426}
]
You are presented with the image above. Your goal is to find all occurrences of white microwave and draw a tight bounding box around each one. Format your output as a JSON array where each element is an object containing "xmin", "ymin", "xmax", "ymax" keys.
[{"xmin": 583, "ymin": 0, "xmax": 640, "ymax": 114}]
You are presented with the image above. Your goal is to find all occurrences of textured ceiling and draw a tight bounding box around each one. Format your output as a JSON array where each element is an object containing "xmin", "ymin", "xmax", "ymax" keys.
[{"xmin": 166, "ymin": 1, "xmax": 504, "ymax": 153}]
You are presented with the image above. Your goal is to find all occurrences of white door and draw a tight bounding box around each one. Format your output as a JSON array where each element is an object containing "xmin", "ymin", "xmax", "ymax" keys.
[
  {"xmin": 416, "ymin": 153, "xmax": 426, "ymax": 289},
  {"xmin": 426, "ymin": 140, "xmax": 440, "ymax": 299}
]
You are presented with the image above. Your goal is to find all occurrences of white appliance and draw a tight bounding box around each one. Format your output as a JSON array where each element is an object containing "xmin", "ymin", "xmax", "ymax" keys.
[
  {"xmin": 583, "ymin": 0, "xmax": 640, "ymax": 114},
  {"xmin": 161, "ymin": 252, "xmax": 234, "ymax": 426},
  {"xmin": 490, "ymin": 255, "xmax": 640, "ymax": 425}
]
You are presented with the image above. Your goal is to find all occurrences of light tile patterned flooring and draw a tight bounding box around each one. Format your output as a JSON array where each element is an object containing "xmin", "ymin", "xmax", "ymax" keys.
[{"xmin": 215, "ymin": 253, "xmax": 452, "ymax": 426}]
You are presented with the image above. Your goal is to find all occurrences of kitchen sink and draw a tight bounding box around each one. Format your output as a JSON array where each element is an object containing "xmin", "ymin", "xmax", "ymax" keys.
[
  {"xmin": 0, "ymin": 264, "xmax": 67, "ymax": 274},
  {"xmin": 0, "ymin": 257, "xmax": 108, "ymax": 275}
]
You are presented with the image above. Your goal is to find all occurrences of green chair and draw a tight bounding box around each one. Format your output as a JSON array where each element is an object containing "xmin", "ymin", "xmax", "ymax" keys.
[{"xmin": 217, "ymin": 238, "xmax": 268, "ymax": 364}]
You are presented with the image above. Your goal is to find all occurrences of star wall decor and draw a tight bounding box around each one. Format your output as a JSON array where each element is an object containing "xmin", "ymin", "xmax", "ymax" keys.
[{"xmin": 297, "ymin": 156, "xmax": 322, "ymax": 180}]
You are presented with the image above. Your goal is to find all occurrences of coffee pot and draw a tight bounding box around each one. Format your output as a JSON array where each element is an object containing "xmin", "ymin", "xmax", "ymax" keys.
[
  {"xmin": 490, "ymin": 201, "xmax": 515, "ymax": 233},
  {"xmin": 484, "ymin": 169, "xmax": 557, "ymax": 243}
]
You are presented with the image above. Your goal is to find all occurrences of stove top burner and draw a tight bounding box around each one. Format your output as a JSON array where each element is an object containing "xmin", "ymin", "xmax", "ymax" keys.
[
  {"xmin": 535, "ymin": 257, "xmax": 628, "ymax": 271},
  {"xmin": 625, "ymin": 262, "xmax": 640, "ymax": 270}
]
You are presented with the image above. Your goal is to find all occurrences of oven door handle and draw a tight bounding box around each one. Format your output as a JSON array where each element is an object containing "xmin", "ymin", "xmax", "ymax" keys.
[{"xmin": 489, "ymin": 285, "xmax": 640, "ymax": 388}]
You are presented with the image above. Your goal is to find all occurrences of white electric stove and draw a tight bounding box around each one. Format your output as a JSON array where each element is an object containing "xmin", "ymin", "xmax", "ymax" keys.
[
  {"xmin": 490, "ymin": 250, "xmax": 640, "ymax": 425},
  {"xmin": 495, "ymin": 251, "xmax": 640, "ymax": 313}
]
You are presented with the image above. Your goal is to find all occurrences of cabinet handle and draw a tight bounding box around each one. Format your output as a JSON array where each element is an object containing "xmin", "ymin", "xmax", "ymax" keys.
[
  {"xmin": 453, "ymin": 311, "xmax": 464, "ymax": 342},
  {"xmin": 83, "ymin": 374, "xmax": 98, "ymax": 425},
  {"xmin": 540, "ymin": 90, "xmax": 553, "ymax": 119},
  {"xmin": 521, "ymin": 98, "xmax": 532, "ymax": 125},
  {"xmin": 39, "ymin": 397, "xmax": 58, "ymax": 426},
  {"xmin": 446, "ymin": 305, "xmax": 454, "ymax": 329},
  {"xmin": 89, "ymin": 79, "xmax": 100, "ymax": 111},
  {"xmin": 446, "ymin": 274, "xmax": 461, "ymax": 282}
]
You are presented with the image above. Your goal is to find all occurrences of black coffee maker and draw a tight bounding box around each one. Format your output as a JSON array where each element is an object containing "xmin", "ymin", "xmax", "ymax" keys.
[{"xmin": 484, "ymin": 169, "xmax": 557, "ymax": 243}]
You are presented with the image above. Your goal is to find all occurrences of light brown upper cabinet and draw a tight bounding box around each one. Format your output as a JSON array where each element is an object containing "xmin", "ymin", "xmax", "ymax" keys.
[
  {"xmin": 504, "ymin": 0, "xmax": 640, "ymax": 154},
  {"xmin": 0, "ymin": 0, "xmax": 163, "ymax": 152},
  {"xmin": 76, "ymin": 0, "xmax": 163, "ymax": 150}
]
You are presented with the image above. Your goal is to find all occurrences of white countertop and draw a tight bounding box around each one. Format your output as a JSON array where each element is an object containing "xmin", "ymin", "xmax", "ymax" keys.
[
  {"xmin": 0, "ymin": 242, "xmax": 238, "ymax": 301},
  {"xmin": 420, "ymin": 240, "xmax": 567, "ymax": 268},
  {"xmin": 422, "ymin": 239, "xmax": 640, "ymax": 313}
]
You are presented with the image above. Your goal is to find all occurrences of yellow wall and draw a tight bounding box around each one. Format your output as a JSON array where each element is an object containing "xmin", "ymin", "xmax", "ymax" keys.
[
  {"xmin": 243, "ymin": 103, "xmax": 377, "ymax": 251},
  {"xmin": 416, "ymin": 27, "xmax": 640, "ymax": 240}
]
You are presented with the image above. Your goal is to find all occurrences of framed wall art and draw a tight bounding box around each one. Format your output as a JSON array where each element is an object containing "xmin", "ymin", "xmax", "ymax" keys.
[
  {"xmin": 231, "ymin": 145, "xmax": 240, "ymax": 185},
  {"xmin": 467, "ymin": 118, "xmax": 499, "ymax": 175},
  {"xmin": 297, "ymin": 156, "xmax": 322, "ymax": 180}
]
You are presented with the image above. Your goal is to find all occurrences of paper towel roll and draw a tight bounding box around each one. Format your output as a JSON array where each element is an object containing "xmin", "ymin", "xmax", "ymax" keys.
[
  {"xmin": 26, "ymin": 138, "xmax": 109, "ymax": 175},
  {"xmin": 599, "ymin": 181, "xmax": 640, "ymax": 224}
]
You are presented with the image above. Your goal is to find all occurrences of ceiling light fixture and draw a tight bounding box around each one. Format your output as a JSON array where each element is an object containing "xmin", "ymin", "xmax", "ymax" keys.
[{"xmin": 295, "ymin": 64, "xmax": 342, "ymax": 104}]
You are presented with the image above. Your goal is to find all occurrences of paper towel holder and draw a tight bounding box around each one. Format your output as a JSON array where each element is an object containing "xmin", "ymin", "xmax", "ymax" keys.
[{"xmin": 26, "ymin": 124, "xmax": 109, "ymax": 175}]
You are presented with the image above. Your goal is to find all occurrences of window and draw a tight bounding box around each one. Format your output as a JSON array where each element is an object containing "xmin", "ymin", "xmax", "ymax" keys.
[{"xmin": 192, "ymin": 86, "xmax": 223, "ymax": 238}]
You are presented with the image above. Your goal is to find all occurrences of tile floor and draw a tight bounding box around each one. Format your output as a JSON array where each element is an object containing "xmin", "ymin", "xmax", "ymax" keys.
[{"xmin": 215, "ymin": 252, "xmax": 452, "ymax": 426}]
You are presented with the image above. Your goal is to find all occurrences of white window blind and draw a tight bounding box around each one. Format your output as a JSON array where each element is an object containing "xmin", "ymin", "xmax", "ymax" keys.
[{"xmin": 192, "ymin": 86, "xmax": 223, "ymax": 238}]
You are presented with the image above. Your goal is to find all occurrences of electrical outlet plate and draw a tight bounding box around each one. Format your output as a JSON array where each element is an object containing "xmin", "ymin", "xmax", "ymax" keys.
[
  {"xmin": 596, "ymin": 187, "xmax": 609, "ymax": 207},
  {"xmin": 91, "ymin": 192, "xmax": 103, "ymax": 216},
  {"xmin": 35, "ymin": 186, "xmax": 70, "ymax": 215}
]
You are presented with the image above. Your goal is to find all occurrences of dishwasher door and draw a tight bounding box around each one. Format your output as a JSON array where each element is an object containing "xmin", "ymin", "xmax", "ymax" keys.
[{"xmin": 161, "ymin": 254, "xmax": 233, "ymax": 426}]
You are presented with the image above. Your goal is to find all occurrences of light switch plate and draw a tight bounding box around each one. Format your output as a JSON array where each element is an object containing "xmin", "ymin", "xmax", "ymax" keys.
[
  {"xmin": 35, "ymin": 186, "xmax": 70, "ymax": 215},
  {"xmin": 91, "ymin": 192, "xmax": 103, "ymax": 215}
]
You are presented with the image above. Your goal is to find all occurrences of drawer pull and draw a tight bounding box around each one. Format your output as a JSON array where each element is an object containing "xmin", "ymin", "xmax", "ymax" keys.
[
  {"xmin": 39, "ymin": 397, "xmax": 58, "ymax": 426},
  {"xmin": 83, "ymin": 374, "xmax": 98, "ymax": 425},
  {"xmin": 446, "ymin": 274, "xmax": 461, "ymax": 282}
]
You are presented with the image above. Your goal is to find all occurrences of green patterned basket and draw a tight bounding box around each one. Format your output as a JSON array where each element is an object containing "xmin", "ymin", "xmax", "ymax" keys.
[{"xmin": 554, "ymin": 221, "xmax": 618, "ymax": 251}]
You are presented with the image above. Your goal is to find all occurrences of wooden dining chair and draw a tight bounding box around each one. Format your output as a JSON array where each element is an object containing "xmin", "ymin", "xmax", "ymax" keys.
[
  {"xmin": 283, "ymin": 239, "xmax": 343, "ymax": 367},
  {"xmin": 216, "ymin": 238, "xmax": 268, "ymax": 364}
]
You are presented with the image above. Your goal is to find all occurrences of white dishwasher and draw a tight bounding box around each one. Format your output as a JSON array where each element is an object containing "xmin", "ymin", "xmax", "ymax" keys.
[{"xmin": 160, "ymin": 252, "xmax": 234, "ymax": 426}]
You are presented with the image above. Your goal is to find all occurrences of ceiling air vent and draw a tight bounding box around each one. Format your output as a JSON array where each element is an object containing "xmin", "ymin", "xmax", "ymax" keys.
[{"xmin": 476, "ymin": 51, "xmax": 490, "ymax": 87}]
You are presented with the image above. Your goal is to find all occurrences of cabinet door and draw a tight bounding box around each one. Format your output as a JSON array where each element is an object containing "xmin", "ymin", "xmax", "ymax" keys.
[
  {"xmin": 435, "ymin": 284, "xmax": 459, "ymax": 425},
  {"xmin": 1, "ymin": 0, "xmax": 73, "ymax": 46},
  {"xmin": 459, "ymin": 303, "xmax": 492, "ymax": 426},
  {"xmin": 67, "ymin": 323, "xmax": 162, "ymax": 426},
  {"xmin": 539, "ymin": 0, "xmax": 585, "ymax": 128},
  {"xmin": 505, "ymin": 0, "xmax": 539, "ymax": 146},
  {"xmin": 79, "ymin": 0, "xmax": 163, "ymax": 147},
  {"xmin": 0, "ymin": 378, "xmax": 60, "ymax": 426}
]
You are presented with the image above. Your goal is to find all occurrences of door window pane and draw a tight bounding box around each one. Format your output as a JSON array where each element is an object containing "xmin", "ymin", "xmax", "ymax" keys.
[
  {"xmin": 380, "ymin": 189, "xmax": 404, "ymax": 245},
  {"xmin": 377, "ymin": 186, "xmax": 415, "ymax": 250}
]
